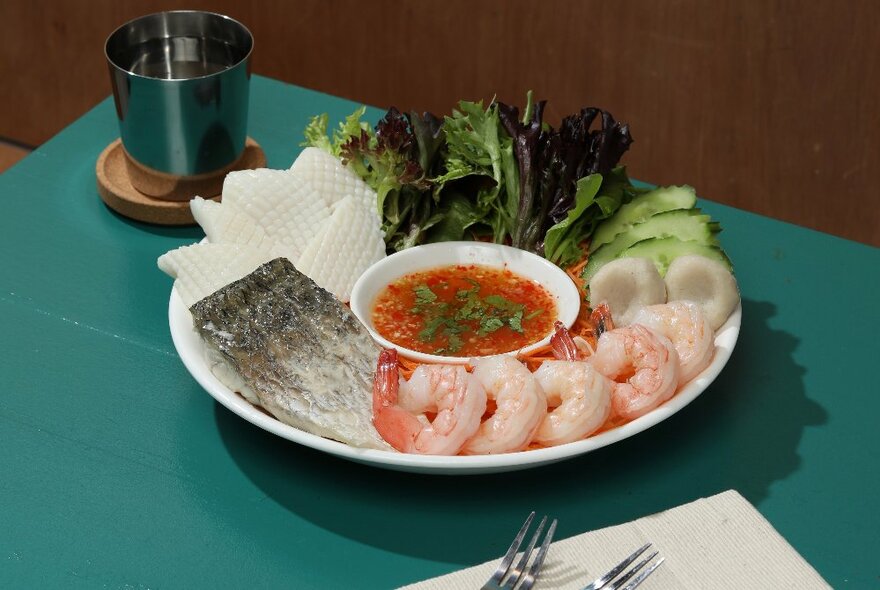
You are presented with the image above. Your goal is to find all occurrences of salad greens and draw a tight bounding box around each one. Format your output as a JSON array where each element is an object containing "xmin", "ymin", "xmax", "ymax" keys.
[{"xmin": 301, "ymin": 93, "xmax": 642, "ymax": 267}]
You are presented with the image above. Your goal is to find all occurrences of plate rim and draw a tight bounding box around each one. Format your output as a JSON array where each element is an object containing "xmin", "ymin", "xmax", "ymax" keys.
[{"xmin": 170, "ymin": 284, "xmax": 741, "ymax": 474}]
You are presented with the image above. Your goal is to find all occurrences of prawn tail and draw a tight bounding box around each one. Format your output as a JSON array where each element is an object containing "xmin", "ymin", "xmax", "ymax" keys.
[
  {"xmin": 373, "ymin": 348, "xmax": 400, "ymax": 415},
  {"xmin": 373, "ymin": 405, "xmax": 420, "ymax": 453},
  {"xmin": 550, "ymin": 321, "xmax": 579, "ymax": 361},
  {"xmin": 590, "ymin": 302, "xmax": 615, "ymax": 336}
]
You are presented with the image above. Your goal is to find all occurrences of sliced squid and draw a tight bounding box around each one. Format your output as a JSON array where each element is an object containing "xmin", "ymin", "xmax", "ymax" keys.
[
  {"xmin": 222, "ymin": 168, "xmax": 330, "ymax": 261},
  {"xmin": 296, "ymin": 195, "xmax": 386, "ymax": 302},
  {"xmin": 189, "ymin": 197, "xmax": 272, "ymax": 251},
  {"xmin": 290, "ymin": 147, "xmax": 380, "ymax": 224},
  {"xmin": 159, "ymin": 150, "xmax": 386, "ymax": 305}
]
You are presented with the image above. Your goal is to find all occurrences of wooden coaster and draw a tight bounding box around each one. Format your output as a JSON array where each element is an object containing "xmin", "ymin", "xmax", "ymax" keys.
[{"xmin": 96, "ymin": 138, "xmax": 266, "ymax": 225}]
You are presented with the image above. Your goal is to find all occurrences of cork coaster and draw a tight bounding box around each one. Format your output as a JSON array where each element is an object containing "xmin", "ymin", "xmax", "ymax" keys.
[{"xmin": 96, "ymin": 138, "xmax": 266, "ymax": 225}]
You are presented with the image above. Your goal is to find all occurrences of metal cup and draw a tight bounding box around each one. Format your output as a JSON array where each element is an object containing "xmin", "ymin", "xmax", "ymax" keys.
[{"xmin": 105, "ymin": 11, "xmax": 253, "ymax": 197}]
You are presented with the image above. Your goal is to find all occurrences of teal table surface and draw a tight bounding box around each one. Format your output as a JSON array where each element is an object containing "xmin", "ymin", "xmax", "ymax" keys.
[{"xmin": 1, "ymin": 75, "xmax": 878, "ymax": 589}]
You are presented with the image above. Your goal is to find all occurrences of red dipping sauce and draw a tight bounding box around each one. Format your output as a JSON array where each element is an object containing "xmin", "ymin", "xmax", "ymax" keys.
[{"xmin": 371, "ymin": 264, "xmax": 557, "ymax": 357}]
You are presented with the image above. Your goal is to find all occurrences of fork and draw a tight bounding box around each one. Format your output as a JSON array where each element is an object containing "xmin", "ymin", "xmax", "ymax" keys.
[
  {"xmin": 481, "ymin": 511, "xmax": 558, "ymax": 590},
  {"xmin": 581, "ymin": 543, "xmax": 665, "ymax": 590}
]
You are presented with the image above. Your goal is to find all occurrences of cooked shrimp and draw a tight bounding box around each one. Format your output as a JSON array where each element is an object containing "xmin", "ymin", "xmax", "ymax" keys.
[
  {"xmin": 631, "ymin": 300, "xmax": 714, "ymax": 385},
  {"xmin": 372, "ymin": 349, "xmax": 487, "ymax": 455},
  {"xmin": 590, "ymin": 324, "xmax": 680, "ymax": 421},
  {"xmin": 461, "ymin": 355, "xmax": 548, "ymax": 454},
  {"xmin": 532, "ymin": 361, "xmax": 612, "ymax": 446}
]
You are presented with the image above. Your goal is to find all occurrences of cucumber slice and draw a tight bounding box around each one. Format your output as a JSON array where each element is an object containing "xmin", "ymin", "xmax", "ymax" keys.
[
  {"xmin": 618, "ymin": 237, "xmax": 732, "ymax": 277},
  {"xmin": 590, "ymin": 185, "xmax": 697, "ymax": 251},
  {"xmin": 582, "ymin": 209, "xmax": 720, "ymax": 283}
]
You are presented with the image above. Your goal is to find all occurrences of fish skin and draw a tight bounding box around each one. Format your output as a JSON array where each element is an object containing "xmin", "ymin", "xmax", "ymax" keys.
[{"xmin": 189, "ymin": 258, "xmax": 389, "ymax": 450}]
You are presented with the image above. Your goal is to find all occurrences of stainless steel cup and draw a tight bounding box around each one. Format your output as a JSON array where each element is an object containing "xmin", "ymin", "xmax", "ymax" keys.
[{"xmin": 105, "ymin": 11, "xmax": 253, "ymax": 194}]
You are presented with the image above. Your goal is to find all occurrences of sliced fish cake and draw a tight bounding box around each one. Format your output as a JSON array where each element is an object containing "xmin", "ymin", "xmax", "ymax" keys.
[
  {"xmin": 296, "ymin": 195, "xmax": 386, "ymax": 302},
  {"xmin": 222, "ymin": 168, "xmax": 330, "ymax": 260}
]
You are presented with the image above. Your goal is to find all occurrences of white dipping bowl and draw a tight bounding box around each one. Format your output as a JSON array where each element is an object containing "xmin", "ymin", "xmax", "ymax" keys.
[{"xmin": 350, "ymin": 242, "xmax": 582, "ymax": 364}]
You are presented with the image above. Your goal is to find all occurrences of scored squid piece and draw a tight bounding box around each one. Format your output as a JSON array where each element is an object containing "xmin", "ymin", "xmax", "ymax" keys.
[
  {"xmin": 189, "ymin": 196, "xmax": 274, "ymax": 251},
  {"xmin": 296, "ymin": 195, "xmax": 387, "ymax": 302},
  {"xmin": 221, "ymin": 168, "xmax": 331, "ymax": 261},
  {"xmin": 290, "ymin": 147, "xmax": 381, "ymax": 225}
]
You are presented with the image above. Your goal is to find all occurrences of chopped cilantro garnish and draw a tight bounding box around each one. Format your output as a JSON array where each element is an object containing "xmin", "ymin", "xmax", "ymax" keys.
[
  {"xmin": 418, "ymin": 316, "xmax": 447, "ymax": 342},
  {"xmin": 524, "ymin": 309, "xmax": 544, "ymax": 321},
  {"xmin": 478, "ymin": 317, "xmax": 505, "ymax": 336},
  {"xmin": 446, "ymin": 333, "xmax": 464, "ymax": 353},
  {"xmin": 414, "ymin": 284, "xmax": 437, "ymax": 305},
  {"xmin": 410, "ymin": 281, "xmax": 546, "ymax": 353},
  {"xmin": 508, "ymin": 309, "xmax": 524, "ymax": 332},
  {"xmin": 483, "ymin": 294, "xmax": 514, "ymax": 310}
]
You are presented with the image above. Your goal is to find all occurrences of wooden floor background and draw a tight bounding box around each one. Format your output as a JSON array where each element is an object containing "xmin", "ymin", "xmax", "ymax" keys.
[{"xmin": 1, "ymin": 0, "xmax": 878, "ymax": 246}]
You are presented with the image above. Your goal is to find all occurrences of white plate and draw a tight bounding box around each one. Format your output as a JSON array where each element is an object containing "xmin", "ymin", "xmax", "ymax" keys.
[
  {"xmin": 169, "ymin": 283, "xmax": 741, "ymax": 475},
  {"xmin": 349, "ymin": 242, "xmax": 582, "ymax": 364}
]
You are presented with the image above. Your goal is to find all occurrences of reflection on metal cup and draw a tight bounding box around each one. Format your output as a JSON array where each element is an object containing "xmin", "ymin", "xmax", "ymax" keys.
[{"xmin": 105, "ymin": 11, "xmax": 253, "ymax": 197}]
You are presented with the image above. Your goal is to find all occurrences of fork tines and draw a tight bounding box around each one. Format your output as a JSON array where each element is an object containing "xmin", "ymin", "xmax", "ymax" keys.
[
  {"xmin": 582, "ymin": 543, "xmax": 665, "ymax": 590},
  {"xmin": 482, "ymin": 511, "xmax": 558, "ymax": 590}
]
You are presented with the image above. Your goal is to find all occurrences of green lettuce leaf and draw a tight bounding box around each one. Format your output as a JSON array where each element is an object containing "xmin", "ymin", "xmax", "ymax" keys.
[
  {"xmin": 543, "ymin": 167, "xmax": 641, "ymax": 266},
  {"xmin": 426, "ymin": 191, "xmax": 485, "ymax": 243},
  {"xmin": 543, "ymin": 174, "xmax": 603, "ymax": 265},
  {"xmin": 438, "ymin": 101, "xmax": 512, "ymax": 243},
  {"xmin": 301, "ymin": 113, "xmax": 333, "ymax": 153},
  {"xmin": 301, "ymin": 106, "xmax": 372, "ymax": 158}
]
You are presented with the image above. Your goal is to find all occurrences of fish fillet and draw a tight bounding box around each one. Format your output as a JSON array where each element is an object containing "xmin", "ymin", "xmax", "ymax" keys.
[
  {"xmin": 296, "ymin": 195, "xmax": 387, "ymax": 302},
  {"xmin": 189, "ymin": 258, "xmax": 389, "ymax": 450}
]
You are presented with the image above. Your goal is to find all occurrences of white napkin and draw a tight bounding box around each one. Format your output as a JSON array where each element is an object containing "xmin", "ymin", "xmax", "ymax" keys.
[{"xmin": 399, "ymin": 490, "xmax": 830, "ymax": 589}]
